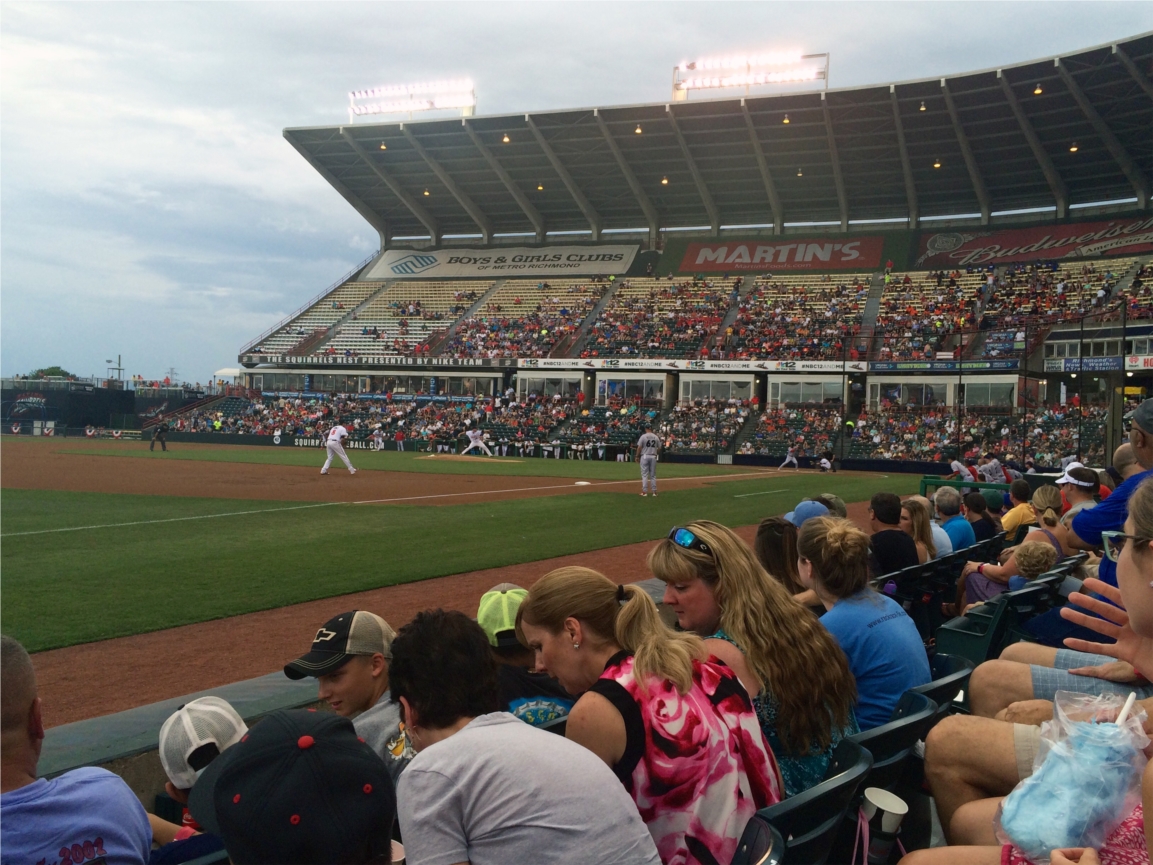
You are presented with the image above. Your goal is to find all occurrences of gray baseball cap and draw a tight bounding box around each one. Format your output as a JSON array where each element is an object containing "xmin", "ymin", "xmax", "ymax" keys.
[{"xmin": 1131, "ymin": 399, "xmax": 1153, "ymax": 436}]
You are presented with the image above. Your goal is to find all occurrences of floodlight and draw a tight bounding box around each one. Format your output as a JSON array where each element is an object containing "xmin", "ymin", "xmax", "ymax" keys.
[
  {"xmin": 423, "ymin": 188, "xmax": 430, "ymax": 196},
  {"xmin": 502, "ymin": 133, "xmax": 510, "ymax": 143},
  {"xmin": 348, "ymin": 79, "xmax": 475, "ymax": 121},
  {"xmin": 537, "ymin": 183, "xmax": 544, "ymax": 190},
  {"xmin": 661, "ymin": 176, "xmax": 669, "ymax": 185},
  {"xmin": 672, "ymin": 50, "xmax": 828, "ymax": 100},
  {"xmin": 933, "ymin": 158, "xmax": 941, "ymax": 169},
  {"xmin": 919, "ymin": 101, "xmax": 926, "ymax": 111},
  {"xmin": 635, "ymin": 124, "xmax": 643, "ymax": 134},
  {"xmin": 1033, "ymin": 83, "xmax": 1043, "ymax": 95},
  {"xmin": 796, "ymin": 167, "xmax": 803, "ymax": 177},
  {"xmin": 783, "ymin": 114, "xmax": 790, "ymax": 124},
  {"xmin": 1069, "ymin": 142, "xmax": 1079, "ymax": 152}
]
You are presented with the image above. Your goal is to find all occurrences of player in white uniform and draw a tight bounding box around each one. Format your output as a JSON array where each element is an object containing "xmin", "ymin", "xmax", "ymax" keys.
[
  {"xmin": 634, "ymin": 426, "xmax": 661, "ymax": 497},
  {"xmin": 461, "ymin": 427, "xmax": 493, "ymax": 456},
  {"xmin": 320, "ymin": 424, "xmax": 356, "ymax": 475},
  {"xmin": 371, "ymin": 426, "xmax": 385, "ymax": 451},
  {"xmin": 778, "ymin": 445, "xmax": 799, "ymax": 471}
]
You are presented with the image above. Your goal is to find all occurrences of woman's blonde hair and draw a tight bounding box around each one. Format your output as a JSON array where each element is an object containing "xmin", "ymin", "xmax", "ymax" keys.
[
  {"xmin": 1014, "ymin": 540, "xmax": 1059, "ymax": 581},
  {"xmin": 796, "ymin": 517, "xmax": 872, "ymax": 599},
  {"xmin": 516, "ymin": 567, "xmax": 704, "ymax": 695},
  {"xmin": 1031, "ymin": 485, "xmax": 1062, "ymax": 528},
  {"xmin": 647, "ymin": 520, "xmax": 856, "ymax": 754},
  {"xmin": 902, "ymin": 499, "xmax": 937, "ymax": 560}
]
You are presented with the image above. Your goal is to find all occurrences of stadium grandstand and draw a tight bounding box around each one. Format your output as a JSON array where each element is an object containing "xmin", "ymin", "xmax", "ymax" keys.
[{"xmin": 194, "ymin": 32, "xmax": 1149, "ymax": 470}]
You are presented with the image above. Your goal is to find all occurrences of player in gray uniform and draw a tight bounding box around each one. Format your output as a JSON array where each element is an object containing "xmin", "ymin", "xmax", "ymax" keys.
[{"xmin": 634, "ymin": 425, "xmax": 661, "ymax": 497}]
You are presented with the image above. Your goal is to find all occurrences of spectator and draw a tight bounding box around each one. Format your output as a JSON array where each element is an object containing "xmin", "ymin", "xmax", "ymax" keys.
[
  {"xmin": 283, "ymin": 611, "xmax": 413, "ymax": 783},
  {"xmin": 785, "ymin": 498, "xmax": 829, "ymax": 528},
  {"xmin": 981, "ymin": 487, "xmax": 1007, "ymax": 532},
  {"xmin": 1058, "ymin": 465, "xmax": 1100, "ymax": 527},
  {"xmin": 753, "ymin": 515, "xmax": 809, "ymax": 598},
  {"xmin": 868, "ymin": 492, "xmax": 921, "ymax": 576},
  {"xmin": 389, "ymin": 609, "xmax": 661, "ymax": 865},
  {"xmin": 1000, "ymin": 479, "xmax": 1037, "ymax": 538},
  {"xmin": 936, "ymin": 487, "xmax": 977, "ymax": 551},
  {"xmin": 650, "ymin": 521, "xmax": 857, "ymax": 797},
  {"xmin": 188, "ymin": 709, "xmax": 396, "ymax": 865},
  {"xmin": 476, "ymin": 583, "xmax": 573, "ymax": 727},
  {"xmin": 1, "ymin": 635, "xmax": 152, "ymax": 865},
  {"xmin": 907, "ymin": 494, "xmax": 954, "ymax": 555},
  {"xmin": 813, "ymin": 493, "xmax": 849, "ymax": 518},
  {"xmin": 518, "ymin": 568, "xmax": 781, "ymax": 864},
  {"xmin": 963, "ymin": 492, "xmax": 1000, "ymax": 542},
  {"xmin": 798, "ymin": 518, "xmax": 931, "ymax": 729},
  {"xmin": 901, "ymin": 498, "xmax": 938, "ymax": 563}
]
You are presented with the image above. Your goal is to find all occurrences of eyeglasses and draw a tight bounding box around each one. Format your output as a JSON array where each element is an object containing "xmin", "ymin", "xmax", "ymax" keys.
[
  {"xmin": 1101, "ymin": 530, "xmax": 1151, "ymax": 562},
  {"xmin": 669, "ymin": 527, "xmax": 712, "ymax": 556}
]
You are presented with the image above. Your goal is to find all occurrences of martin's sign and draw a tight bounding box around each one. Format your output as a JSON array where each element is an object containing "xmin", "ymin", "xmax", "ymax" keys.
[
  {"xmin": 915, "ymin": 216, "xmax": 1153, "ymax": 267},
  {"xmin": 679, "ymin": 237, "xmax": 885, "ymax": 273},
  {"xmin": 365, "ymin": 245, "xmax": 638, "ymax": 279}
]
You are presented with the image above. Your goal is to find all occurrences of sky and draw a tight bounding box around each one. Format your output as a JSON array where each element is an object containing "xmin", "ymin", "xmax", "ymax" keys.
[{"xmin": 2, "ymin": 2, "xmax": 1151, "ymax": 384}]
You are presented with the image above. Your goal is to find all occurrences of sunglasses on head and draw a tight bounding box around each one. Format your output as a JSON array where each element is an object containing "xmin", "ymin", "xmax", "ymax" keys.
[
  {"xmin": 1101, "ymin": 530, "xmax": 1151, "ymax": 562},
  {"xmin": 669, "ymin": 527, "xmax": 712, "ymax": 556}
]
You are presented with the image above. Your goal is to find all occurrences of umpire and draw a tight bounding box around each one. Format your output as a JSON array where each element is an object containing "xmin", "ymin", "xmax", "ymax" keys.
[{"xmin": 150, "ymin": 420, "xmax": 169, "ymax": 452}]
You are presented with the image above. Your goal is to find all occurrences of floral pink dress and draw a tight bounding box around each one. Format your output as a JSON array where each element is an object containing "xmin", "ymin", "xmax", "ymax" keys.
[
  {"xmin": 590, "ymin": 652, "xmax": 782, "ymax": 865},
  {"xmin": 1002, "ymin": 805, "xmax": 1147, "ymax": 865}
]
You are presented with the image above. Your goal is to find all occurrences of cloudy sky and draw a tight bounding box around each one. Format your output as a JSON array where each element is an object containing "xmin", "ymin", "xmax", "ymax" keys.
[{"xmin": 2, "ymin": 2, "xmax": 1150, "ymax": 383}]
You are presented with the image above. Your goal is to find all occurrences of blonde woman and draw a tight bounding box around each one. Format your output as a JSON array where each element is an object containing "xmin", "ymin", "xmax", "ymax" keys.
[
  {"xmin": 797, "ymin": 517, "xmax": 931, "ymax": 729},
  {"xmin": 901, "ymin": 499, "xmax": 939, "ymax": 563},
  {"xmin": 650, "ymin": 520, "xmax": 858, "ymax": 797},
  {"xmin": 517, "ymin": 567, "xmax": 782, "ymax": 865},
  {"xmin": 961, "ymin": 485, "xmax": 1069, "ymax": 604}
]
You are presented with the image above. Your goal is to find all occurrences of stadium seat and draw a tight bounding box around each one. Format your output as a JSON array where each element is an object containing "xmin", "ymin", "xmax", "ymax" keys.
[
  {"xmin": 759, "ymin": 738, "xmax": 873, "ymax": 865},
  {"xmin": 846, "ymin": 692, "xmax": 937, "ymax": 793},
  {"xmin": 911, "ymin": 653, "xmax": 974, "ymax": 725},
  {"xmin": 934, "ymin": 595, "xmax": 1014, "ymax": 666},
  {"xmin": 730, "ymin": 814, "xmax": 786, "ymax": 865}
]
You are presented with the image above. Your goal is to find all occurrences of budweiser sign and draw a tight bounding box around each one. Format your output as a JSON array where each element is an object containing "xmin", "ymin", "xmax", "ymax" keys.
[
  {"xmin": 679, "ymin": 237, "xmax": 885, "ymax": 273},
  {"xmin": 916, "ymin": 216, "xmax": 1153, "ymax": 267}
]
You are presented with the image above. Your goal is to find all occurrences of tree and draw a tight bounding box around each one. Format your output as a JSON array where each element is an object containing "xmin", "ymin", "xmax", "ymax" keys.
[{"xmin": 31, "ymin": 366, "xmax": 75, "ymax": 379}]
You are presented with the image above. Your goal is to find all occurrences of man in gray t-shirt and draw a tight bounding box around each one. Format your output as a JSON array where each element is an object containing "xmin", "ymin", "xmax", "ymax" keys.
[
  {"xmin": 635, "ymin": 426, "xmax": 661, "ymax": 497},
  {"xmin": 398, "ymin": 712, "xmax": 659, "ymax": 865}
]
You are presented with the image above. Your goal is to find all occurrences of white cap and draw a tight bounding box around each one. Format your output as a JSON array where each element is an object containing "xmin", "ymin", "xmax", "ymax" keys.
[
  {"xmin": 1055, "ymin": 461, "xmax": 1087, "ymax": 485},
  {"xmin": 159, "ymin": 696, "xmax": 248, "ymax": 790}
]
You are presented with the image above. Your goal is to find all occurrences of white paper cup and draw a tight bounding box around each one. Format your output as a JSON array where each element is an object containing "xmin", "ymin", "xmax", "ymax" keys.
[
  {"xmin": 863, "ymin": 787, "xmax": 908, "ymax": 834},
  {"xmin": 391, "ymin": 840, "xmax": 405, "ymax": 864}
]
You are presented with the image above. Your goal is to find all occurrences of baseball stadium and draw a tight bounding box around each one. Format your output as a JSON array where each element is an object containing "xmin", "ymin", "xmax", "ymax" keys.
[{"xmin": 3, "ymin": 25, "xmax": 1153, "ymax": 865}]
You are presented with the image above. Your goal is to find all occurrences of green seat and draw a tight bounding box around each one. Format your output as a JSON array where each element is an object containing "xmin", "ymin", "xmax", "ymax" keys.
[{"xmin": 935, "ymin": 595, "xmax": 1015, "ymax": 666}]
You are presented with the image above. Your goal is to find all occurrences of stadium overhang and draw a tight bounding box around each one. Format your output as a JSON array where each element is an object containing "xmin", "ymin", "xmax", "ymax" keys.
[{"xmin": 285, "ymin": 32, "xmax": 1152, "ymax": 247}]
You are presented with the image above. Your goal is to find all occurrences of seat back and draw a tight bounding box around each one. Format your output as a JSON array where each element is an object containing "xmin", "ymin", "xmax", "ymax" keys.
[
  {"xmin": 730, "ymin": 814, "xmax": 786, "ymax": 865},
  {"xmin": 934, "ymin": 594, "xmax": 1013, "ymax": 666},
  {"xmin": 848, "ymin": 691, "xmax": 937, "ymax": 791},
  {"xmin": 759, "ymin": 739, "xmax": 873, "ymax": 865},
  {"xmin": 539, "ymin": 715, "xmax": 568, "ymax": 736},
  {"xmin": 912, "ymin": 653, "xmax": 974, "ymax": 726}
]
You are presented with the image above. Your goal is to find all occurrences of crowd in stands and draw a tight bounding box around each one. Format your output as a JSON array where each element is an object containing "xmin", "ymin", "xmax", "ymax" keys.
[
  {"xmin": 580, "ymin": 278, "xmax": 732, "ymax": 358},
  {"xmin": 981, "ymin": 259, "xmax": 1126, "ymax": 328},
  {"xmin": 7, "ymin": 399, "xmax": 1153, "ymax": 865},
  {"xmin": 1126, "ymin": 262, "xmax": 1153, "ymax": 320},
  {"xmin": 739, "ymin": 405, "xmax": 842, "ymax": 456},
  {"xmin": 659, "ymin": 398, "xmax": 750, "ymax": 453},
  {"xmin": 718, "ymin": 275, "xmax": 867, "ymax": 360},
  {"xmin": 875, "ymin": 270, "xmax": 980, "ymax": 361}
]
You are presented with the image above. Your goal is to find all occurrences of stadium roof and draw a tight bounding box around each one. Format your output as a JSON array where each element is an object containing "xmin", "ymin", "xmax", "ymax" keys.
[{"xmin": 285, "ymin": 31, "xmax": 1153, "ymax": 244}]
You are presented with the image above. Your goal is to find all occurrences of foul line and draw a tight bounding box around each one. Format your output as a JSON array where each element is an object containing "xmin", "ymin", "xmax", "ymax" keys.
[
  {"xmin": 732, "ymin": 488, "xmax": 789, "ymax": 498},
  {"xmin": 2, "ymin": 469, "xmax": 786, "ymax": 536}
]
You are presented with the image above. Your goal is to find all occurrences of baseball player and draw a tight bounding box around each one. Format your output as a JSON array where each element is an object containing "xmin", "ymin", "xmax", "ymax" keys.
[
  {"xmin": 371, "ymin": 425, "xmax": 385, "ymax": 451},
  {"xmin": 778, "ymin": 445, "xmax": 799, "ymax": 471},
  {"xmin": 634, "ymin": 425, "xmax": 661, "ymax": 497},
  {"xmin": 461, "ymin": 426, "xmax": 493, "ymax": 456},
  {"xmin": 150, "ymin": 420, "xmax": 169, "ymax": 452},
  {"xmin": 321, "ymin": 423, "xmax": 356, "ymax": 475}
]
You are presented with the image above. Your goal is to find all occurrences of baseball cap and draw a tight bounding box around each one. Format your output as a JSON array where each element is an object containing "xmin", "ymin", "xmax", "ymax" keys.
[
  {"xmin": 1055, "ymin": 461, "xmax": 1087, "ymax": 485},
  {"xmin": 813, "ymin": 494, "xmax": 848, "ymax": 518},
  {"xmin": 477, "ymin": 583, "xmax": 528, "ymax": 648},
  {"xmin": 284, "ymin": 611, "xmax": 395, "ymax": 680},
  {"xmin": 188, "ymin": 709, "xmax": 395, "ymax": 865},
  {"xmin": 1131, "ymin": 399, "xmax": 1153, "ymax": 436},
  {"xmin": 982, "ymin": 488, "xmax": 1006, "ymax": 511},
  {"xmin": 159, "ymin": 697, "xmax": 248, "ymax": 791},
  {"xmin": 784, "ymin": 500, "xmax": 829, "ymax": 527}
]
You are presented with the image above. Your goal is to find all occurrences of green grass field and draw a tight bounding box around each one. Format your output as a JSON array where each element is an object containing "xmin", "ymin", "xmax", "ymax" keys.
[{"xmin": 2, "ymin": 451, "xmax": 919, "ymax": 652}]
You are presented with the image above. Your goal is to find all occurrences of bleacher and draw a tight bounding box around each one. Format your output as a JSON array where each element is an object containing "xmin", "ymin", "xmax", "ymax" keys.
[
  {"xmin": 660, "ymin": 399, "xmax": 751, "ymax": 454},
  {"xmin": 875, "ymin": 271, "xmax": 983, "ymax": 360},
  {"xmin": 845, "ymin": 410, "xmax": 1016, "ymax": 461},
  {"xmin": 249, "ymin": 281, "xmax": 380, "ymax": 354},
  {"xmin": 555, "ymin": 404, "xmax": 660, "ymax": 447},
  {"xmin": 580, "ymin": 277, "xmax": 733, "ymax": 358},
  {"xmin": 441, "ymin": 279, "xmax": 607, "ymax": 358},
  {"xmin": 1125, "ymin": 261, "xmax": 1153, "ymax": 320},
  {"xmin": 983, "ymin": 257, "xmax": 1137, "ymax": 328},
  {"xmin": 478, "ymin": 398, "xmax": 577, "ymax": 441},
  {"xmin": 738, "ymin": 406, "xmax": 842, "ymax": 457},
  {"xmin": 720, "ymin": 274, "xmax": 869, "ymax": 360}
]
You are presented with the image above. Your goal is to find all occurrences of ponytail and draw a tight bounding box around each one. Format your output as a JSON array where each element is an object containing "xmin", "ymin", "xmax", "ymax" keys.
[
  {"xmin": 517, "ymin": 567, "xmax": 704, "ymax": 695},
  {"xmin": 1031, "ymin": 485, "xmax": 1063, "ymax": 529},
  {"xmin": 797, "ymin": 517, "xmax": 871, "ymax": 599}
]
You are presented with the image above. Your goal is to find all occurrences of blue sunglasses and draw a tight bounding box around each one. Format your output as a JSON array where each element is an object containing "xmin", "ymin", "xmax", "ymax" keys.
[{"xmin": 669, "ymin": 527, "xmax": 712, "ymax": 555}]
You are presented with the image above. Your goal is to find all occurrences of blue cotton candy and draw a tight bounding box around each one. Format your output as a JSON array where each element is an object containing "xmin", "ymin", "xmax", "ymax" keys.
[{"xmin": 999, "ymin": 720, "xmax": 1141, "ymax": 860}]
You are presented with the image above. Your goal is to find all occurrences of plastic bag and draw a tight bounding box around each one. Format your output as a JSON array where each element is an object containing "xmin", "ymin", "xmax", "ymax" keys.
[{"xmin": 995, "ymin": 690, "xmax": 1149, "ymax": 864}]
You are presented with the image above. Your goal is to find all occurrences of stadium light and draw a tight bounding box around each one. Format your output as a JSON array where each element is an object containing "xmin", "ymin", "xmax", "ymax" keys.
[
  {"xmin": 1069, "ymin": 142, "xmax": 1079, "ymax": 152},
  {"xmin": 672, "ymin": 50, "xmax": 828, "ymax": 101},
  {"xmin": 933, "ymin": 158, "xmax": 941, "ymax": 169},
  {"xmin": 348, "ymin": 79, "xmax": 475, "ymax": 122},
  {"xmin": 502, "ymin": 133, "xmax": 510, "ymax": 143},
  {"xmin": 661, "ymin": 176, "xmax": 669, "ymax": 185},
  {"xmin": 635, "ymin": 124, "xmax": 643, "ymax": 134},
  {"xmin": 782, "ymin": 114, "xmax": 790, "ymax": 124},
  {"xmin": 919, "ymin": 101, "xmax": 926, "ymax": 111},
  {"xmin": 1033, "ymin": 83, "xmax": 1043, "ymax": 95}
]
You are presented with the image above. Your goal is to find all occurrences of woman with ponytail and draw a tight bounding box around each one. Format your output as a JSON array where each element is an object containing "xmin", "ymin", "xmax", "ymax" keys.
[
  {"xmin": 797, "ymin": 517, "xmax": 931, "ymax": 729},
  {"xmin": 650, "ymin": 520, "xmax": 858, "ymax": 797},
  {"xmin": 960, "ymin": 485, "xmax": 1071, "ymax": 605},
  {"xmin": 517, "ymin": 567, "xmax": 782, "ymax": 865}
]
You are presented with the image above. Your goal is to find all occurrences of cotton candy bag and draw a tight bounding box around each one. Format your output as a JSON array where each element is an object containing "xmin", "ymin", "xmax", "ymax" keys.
[{"xmin": 995, "ymin": 690, "xmax": 1148, "ymax": 864}]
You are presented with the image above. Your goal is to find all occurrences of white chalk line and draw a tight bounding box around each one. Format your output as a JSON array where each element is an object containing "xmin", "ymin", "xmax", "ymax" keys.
[
  {"xmin": 732, "ymin": 488, "xmax": 789, "ymax": 498},
  {"xmin": 3, "ymin": 470, "xmax": 786, "ymax": 536}
]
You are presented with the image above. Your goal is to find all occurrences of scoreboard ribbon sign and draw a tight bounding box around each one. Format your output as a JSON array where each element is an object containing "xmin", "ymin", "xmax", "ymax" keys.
[
  {"xmin": 916, "ymin": 216, "xmax": 1153, "ymax": 268},
  {"xmin": 365, "ymin": 245, "xmax": 638, "ymax": 279},
  {"xmin": 679, "ymin": 237, "xmax": 885, "ymax": 273}
]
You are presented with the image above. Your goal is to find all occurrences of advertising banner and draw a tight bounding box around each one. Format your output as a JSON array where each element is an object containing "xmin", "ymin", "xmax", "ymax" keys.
[
  {"xmin": 518, "ymin": 358, "xmax": 866, "ymax": 373},
  {"xmin": 915, "ymin": 216, "xmax": 1153, "ymax": 268},
  {"xmin": 1044, "ymin": 357, "xmax": 1123, "ymax": 372},
  {"xmin": 1127, "ymin": 355, "xmax": 1153, "ymax": 371},
  {"xmin": 869, "ymin": 360, "xmax": 1020, "ymax": 372},
  {"xmin": 364, "ymin": 245, "xmax": 638, "ymax": 279},
  {"xmin": 678, "ymin": 237, "xmax": 885, "ymax": 273}
]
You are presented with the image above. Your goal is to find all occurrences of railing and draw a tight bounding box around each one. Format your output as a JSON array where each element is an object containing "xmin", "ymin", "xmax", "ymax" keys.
[{"xmin": 239, "ymin": 251, "xmax": 379, "ymax": 354}]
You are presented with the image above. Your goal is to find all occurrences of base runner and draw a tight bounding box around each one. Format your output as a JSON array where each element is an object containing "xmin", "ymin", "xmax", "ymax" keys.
[
  {"xmin": 321, "ymin": 423, "xmax": 357, "ymax": 475},
  {"xmin": 634, "ymin": 424, "xmax": 661, "ymax": 497},
  {"xmin": 461, "ymin": 427, "xmax": 493, "ymax": 456}
]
